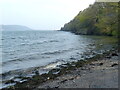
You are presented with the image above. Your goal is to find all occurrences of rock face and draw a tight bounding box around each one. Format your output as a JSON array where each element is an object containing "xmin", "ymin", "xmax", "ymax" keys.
[
  {"xmin": 61, "ymin": 2, "xmax": 118, "ymax": 36},
  {"xmin": 0, "ymin": 25, "xmax": 32, "ymax": 31}
]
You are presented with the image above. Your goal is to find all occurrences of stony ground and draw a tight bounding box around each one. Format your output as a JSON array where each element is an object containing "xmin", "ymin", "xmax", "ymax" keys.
[{"xmin": 36, "ymin": 55, "xmax": 119, "ymax": 89}]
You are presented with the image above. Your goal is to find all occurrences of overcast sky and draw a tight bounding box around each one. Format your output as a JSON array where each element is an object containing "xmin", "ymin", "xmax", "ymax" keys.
[{"xmin": 0, "ymin": 0, "xmax": 95, "ymax": 30}]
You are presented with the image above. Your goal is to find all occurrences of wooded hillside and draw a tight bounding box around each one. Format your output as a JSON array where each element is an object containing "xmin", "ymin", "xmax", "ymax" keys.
[{"xmin": 61, "ymin": 2, "xmax": 119, "ymax": 36}]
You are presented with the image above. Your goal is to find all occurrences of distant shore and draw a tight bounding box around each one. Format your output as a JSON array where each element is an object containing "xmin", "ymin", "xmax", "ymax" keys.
[{"xmin": 2, "ymin": 48, "xmax": 119, "ymax": 89}]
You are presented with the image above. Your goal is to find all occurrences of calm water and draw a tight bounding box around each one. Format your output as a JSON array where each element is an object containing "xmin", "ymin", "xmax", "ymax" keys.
[{"xmin": 0, "ymin": 30, "xmax": 117, "ymax": 88}]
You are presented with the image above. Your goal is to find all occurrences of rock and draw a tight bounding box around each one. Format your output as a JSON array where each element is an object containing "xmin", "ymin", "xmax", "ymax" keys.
[
  {"xmin": 54, "ymin": 85, "xmax": 59, "ymax": 88},
  {"xmin": 60, "ymin": 79, "xmax": 68, "ymax": 83},
  {"xmin": 70, "ymin": 57, "xmax": 76, "ymax": 60},
  {"xmin": 111, "ymin": 63, "xmax": 118, "ymax": 67},
  {"xmin": 99, "ymin": 63, "xmax": 103, "ymax": 66},
  {"xmin": 69, "ymin": 77, "xmax": 74, "ymax": 80},
  {"xmin": 35, "ymin": 70, "xmax": 39, "ymax": 75},
  {"xmin": 111, "ymin": 53, "xmax": 118, "ymax": 56}
]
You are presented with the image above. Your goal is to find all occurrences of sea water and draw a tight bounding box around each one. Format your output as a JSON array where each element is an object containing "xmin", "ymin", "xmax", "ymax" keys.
[{"xmin": 0, "ymin": 30, "xmax": 117, "ymax": 88}]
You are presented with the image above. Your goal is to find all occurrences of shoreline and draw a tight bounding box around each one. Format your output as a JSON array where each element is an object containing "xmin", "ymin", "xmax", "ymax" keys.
[
  {"xmin": 38, "ymin": 56, "xmax": 118, "ymax": 88},
  {"xmin": 2, "ymin": 48, "xmax": 119, "ymax": 89},
  {"xmin": 37, "ymin": 49, "xmax": 119, "ymax": 88}
]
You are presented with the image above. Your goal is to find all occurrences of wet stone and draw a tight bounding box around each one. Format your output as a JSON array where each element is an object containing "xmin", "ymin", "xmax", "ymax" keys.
[{"xmin": 111, "ymin": 63, "xmax": 118, "ymax": 67}]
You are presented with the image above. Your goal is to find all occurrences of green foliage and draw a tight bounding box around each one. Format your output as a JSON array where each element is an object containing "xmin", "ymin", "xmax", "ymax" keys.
[{"xmin": 61, "ymin": 2, "xmax": 119, "ymax": 36}]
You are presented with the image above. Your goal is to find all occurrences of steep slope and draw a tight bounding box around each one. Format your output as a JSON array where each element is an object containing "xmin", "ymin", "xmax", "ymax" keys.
[{"xmin": 61, "ymin": 2, "xmax": 119, "ymax": 36}]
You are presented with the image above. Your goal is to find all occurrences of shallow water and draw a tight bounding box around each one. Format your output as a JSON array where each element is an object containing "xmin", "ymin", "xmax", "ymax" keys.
[{"xmin": 0, "ymin": 30, "xmax": 118, "ymax": 88}]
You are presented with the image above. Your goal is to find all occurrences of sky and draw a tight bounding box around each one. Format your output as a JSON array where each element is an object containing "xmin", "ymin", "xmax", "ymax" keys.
[{"xmin": 0, "ymin": 0, "xmax": 95, "ymax": 30}]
